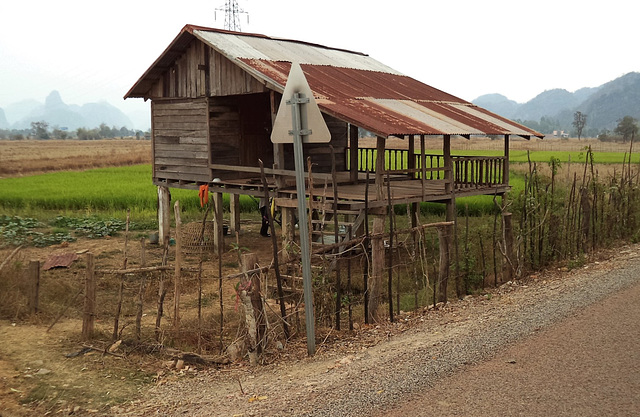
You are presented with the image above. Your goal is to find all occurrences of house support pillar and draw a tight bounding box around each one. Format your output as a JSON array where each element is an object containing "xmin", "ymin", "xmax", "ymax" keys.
[
  {"xmin": 230, "ymin": 193, "xmax": 241, "ymax": 234},
  {"xmin": 443, "ymin": 135, "xmax": 455, "ymax": 222},
  {"xmin": 157, "ymin": 186, "xmax": 171, "ymax": 243},
  {"xmin": 349, "ymin": 124, "xmax": 359, "ymax": 183},
  {"xmin": 368, "ymin": 136, "xmax": 386, "ymax": 323},
  {"xmin": 213, "ymin": 192, "xmax": 223, "ymax": 252}
]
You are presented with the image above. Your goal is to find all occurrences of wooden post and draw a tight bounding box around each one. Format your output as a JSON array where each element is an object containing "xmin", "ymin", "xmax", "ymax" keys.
[
  {"xmin": 82, "ymin": 253, "xmax": 96, "ymax": 341},
  {"xmin": 443, "ymin": 134, "xmax": 455, "ymax": 222},
  {"xmin": 240, "ymin": 253, "xmax": 260, "ymax": 366},
  {"xmin": 157, "ymin": 186, "xmax": 171, "ymax": 243},
  {"xmin": 113, "ymin": 209, "xmax": 129, "ymax": 341},
  {"xmin": 503, "ymin": 134, "xmax": 510, "ymax": 185},
  {"xmin": 27, "ymin": 260, "xmax": 40, "ymax": 315},
  {"xmin": 331, "ymin": 146, "xmax": 342, "ymax": 330},
  {"xmin": 230, "ymin": 193, "xmax": 241, "ymax": 234},
  {"xmin": 173, "ymin": 201, "xmax": 182, "ymax": 329},
  {"xmin": 259, "ymin": 159, "xmax": 290, "ymax": 339},
  {"xmin": 407, "ymin": 134, "xmax": 415, "ymax": 179},
  {"xmin": 135, "ymin": 237, "xmax": 146, "ymax": 341},
  {"xmin": 368, "ymin": 136, "xmax": 386, "ymax": 323},
  {"xmin": 420, "ymin": 134, "xmax": 426, "ymax": 200},
  {"xmin": 155, "ymin": 237, "xmax": 169, "ymax": 342},
  {"xmin": 369, "ymin": 219, "xmax": 385, "ymax": 323},
  {"xmin": 437, "ymin": 224, "xmax": 451, "ymax": 304},
  {"xmin": 502, "ymin": 212, "xmax": 515, "ymax": 282},
  {"xmin": 213, "ymin": 192, "xmax": 223, "ymax": 252},
  {"xmin": 349, "ymin": 124, "xmax": 359, "ymax": 183}
]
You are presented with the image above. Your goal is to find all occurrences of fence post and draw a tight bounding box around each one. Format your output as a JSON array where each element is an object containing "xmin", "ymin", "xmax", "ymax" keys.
[
  {"xmin": 82, "ymin": 253, "xmax": 96, "ymax": 341},
  {"xmin": 502, "ymin": 212, "xmax": 515, "ymax": 282},
  {"xmin": 437, "ymin": 224, "xmax": 451, "ymax": 304},
  {"xmin": 173, "ymin": 201, "xmax": 182, "ymax": 330},
  {"xmin": 241, "ymin": 253, "xmax": 260, "ymax": 365},
  {"xmin": 27, "ymin": 260, "xmax": 40, "ymax": 315}
]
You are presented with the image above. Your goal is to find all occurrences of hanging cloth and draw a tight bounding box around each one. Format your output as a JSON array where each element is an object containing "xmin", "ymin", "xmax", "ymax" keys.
[{"xmin": 198, "ymin": 184, "xmax": 209, "ymax": 208}]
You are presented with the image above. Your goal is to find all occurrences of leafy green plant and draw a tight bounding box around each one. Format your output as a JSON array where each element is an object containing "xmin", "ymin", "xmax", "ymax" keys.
[
  {"xmin": 50, "ymin": 215, "xmax": 129, "ymax": 238},
  {"xmin": 0, "ymin": 215, "xmax": 76, "ymax": 247}
]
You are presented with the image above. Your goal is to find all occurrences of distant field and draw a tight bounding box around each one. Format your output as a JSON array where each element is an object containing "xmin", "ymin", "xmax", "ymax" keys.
[
  {"xmin": 1, "ymin": 137, "xmax": 637, "ymax": 220},
  {"xmin": 0, "ymin": 139, "xmax": 151, "ymax": 177}
]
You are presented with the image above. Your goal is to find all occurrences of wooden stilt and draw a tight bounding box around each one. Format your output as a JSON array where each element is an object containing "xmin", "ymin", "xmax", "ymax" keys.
[{"xmin": 157, "ymin": 186, "xmax": 170, "ymax": 243}]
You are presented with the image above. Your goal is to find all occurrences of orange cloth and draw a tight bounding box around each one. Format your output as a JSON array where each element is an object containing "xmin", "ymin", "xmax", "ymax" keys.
[{"xmin": 198, "ymin": 184, "xmax": 209, "ymax": 207}]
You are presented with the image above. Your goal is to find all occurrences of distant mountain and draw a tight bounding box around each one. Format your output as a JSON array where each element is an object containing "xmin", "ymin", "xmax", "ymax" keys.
[
  {"xmin": 6, "ymin": 91, "xmax": 134, "ymax": 131},
  {"xmin": 4, "ymin": 99, "xmax": 41, "ymax": 125},
  {"xmin": 512, "ymin": 89, "xmax": 586, "ymax": 122},
  {"xmin": 473, "ymin": 72, "xmax": 640, "ymax": 135},
  {"xmin": 577, "ymin": 72, "xmax": 640, "ymax": 131},
  {"xmin": 472, "ymin": 94, "xmax": 519, "ymax": 119},
  {"xmin": 0, "ymin": 108, "xmax": 9, "ymax": 129},
  {"xmin": 79, "ymin": 101, "xmax": 134, "ymax": 129}
]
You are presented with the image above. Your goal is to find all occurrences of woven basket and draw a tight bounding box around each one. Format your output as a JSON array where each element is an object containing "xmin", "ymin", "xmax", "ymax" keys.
[{"xmin": 181, "ymin": 221, "xmax": 216, "ymax": 254}]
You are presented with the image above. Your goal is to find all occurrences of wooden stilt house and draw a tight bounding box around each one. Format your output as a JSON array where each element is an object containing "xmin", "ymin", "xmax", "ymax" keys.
[{"xmin": 125, "ymin": 24, "xmax": 543, "ymax": 242}]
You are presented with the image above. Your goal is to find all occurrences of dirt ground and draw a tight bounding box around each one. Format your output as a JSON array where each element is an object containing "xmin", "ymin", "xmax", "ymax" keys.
[
  {"xmin": 0, "ymin": 217, "xmax": 282, "ymax": 417},
  {"xmin": 0, "ymin": 135, "xmax": 635, "ymax": 416}
]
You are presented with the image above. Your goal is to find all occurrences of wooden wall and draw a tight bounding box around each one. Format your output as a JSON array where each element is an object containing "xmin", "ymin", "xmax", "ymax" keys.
[
  {"xmin": 283, "ymin": 114, "xmax": 348, "ymax": 173},
  {"xmin": 147, "ymin": 40, "xmax": 268, "ymax": 99},
  {"xmin": 209, "ymin": 93, "xmax": 274, "ymax": 179},
  {"xmin": 152, "ymin": 98, "xmax": 210, "ymax": 184}
]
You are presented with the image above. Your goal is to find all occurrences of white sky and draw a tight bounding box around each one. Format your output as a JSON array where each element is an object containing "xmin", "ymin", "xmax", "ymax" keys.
[{"xmin": 1, "ymin": 0, "xmax": 638, "ymax": 118}]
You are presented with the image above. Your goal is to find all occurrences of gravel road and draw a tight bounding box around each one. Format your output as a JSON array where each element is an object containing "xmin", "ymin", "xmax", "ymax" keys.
[{"xmin": 118, "ymin": 245, "xmax": 640, "ymax": 417}]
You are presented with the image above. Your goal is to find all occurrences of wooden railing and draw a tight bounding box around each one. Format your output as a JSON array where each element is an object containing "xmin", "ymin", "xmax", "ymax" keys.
[
  {"xmin": 452, "ymin": 156, "xmax": 505, "ymax": 190},
  {"xmin": 351, "ymin": 148, "xmax": 506, "ymax": 189}
]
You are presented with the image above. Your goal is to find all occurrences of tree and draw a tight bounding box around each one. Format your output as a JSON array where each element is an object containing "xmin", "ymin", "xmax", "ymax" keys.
[
  {"xmin": 30, "ymin": 121, "xmax": 50, "ymax": 139},
  {"xmin": 572, "ymin": 111, "xmax": 587, "ymax": 140},
  {"xmin": 614, "ymin": 116, "xmax": 639, "ymax": 142}
]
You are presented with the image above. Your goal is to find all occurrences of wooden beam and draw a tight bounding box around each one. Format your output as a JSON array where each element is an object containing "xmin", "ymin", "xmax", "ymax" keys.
[
  {"xmin": 349, "ymin": 124, "xmax": 359, "ymax": 183},
  {"xmin": 503, "ymin": 134, "xmax": 510, "ymax": 185},
  {"xmin": 230, "ymin": 193, "xmax": 241, "ymax": 233},
  {"xmin": 407, "ymin": 134, "xmax": 415, "ymax": 178},
  {"xmin": 443, "ymin": 134, "xmax": 455, "ymax": 222}
]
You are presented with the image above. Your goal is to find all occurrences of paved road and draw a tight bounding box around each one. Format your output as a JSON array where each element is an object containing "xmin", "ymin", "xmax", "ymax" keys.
[{"xmin": 378, "ymin": 279, "xmax": 640, "ymax": 416}]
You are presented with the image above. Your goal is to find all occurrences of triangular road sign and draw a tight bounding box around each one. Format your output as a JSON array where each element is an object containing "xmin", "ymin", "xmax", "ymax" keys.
[{"xmin": 271, "ymin": 63, "xmax": 331, "ymax": 144}]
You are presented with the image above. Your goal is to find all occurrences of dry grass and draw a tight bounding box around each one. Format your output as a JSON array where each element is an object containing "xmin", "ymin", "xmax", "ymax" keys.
[{"xmin": 0, "ymin": 139, "xmax": 151, "ymax": 178}]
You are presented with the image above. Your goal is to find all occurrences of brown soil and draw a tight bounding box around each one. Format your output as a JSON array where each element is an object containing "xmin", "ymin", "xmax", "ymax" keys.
[{"xmin": 0, "ymin": 218, "xmax": 281, "ymax": 417}]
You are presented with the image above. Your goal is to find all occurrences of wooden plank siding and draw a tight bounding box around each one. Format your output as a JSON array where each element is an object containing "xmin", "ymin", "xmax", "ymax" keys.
[
  {"xmin": 283, "ymin": 114, "xmax": 348, "ymax": 174},
  {"xmin": 209, "ymin": 93, "xmax": 274, "ymax": 180},
  {"xmin": 152, "ymin": 98, "xmax": 211, "ymax": 183},
  {"xmin": 147, "ymin": 40, "xmax": 267, "ymax": 99}
]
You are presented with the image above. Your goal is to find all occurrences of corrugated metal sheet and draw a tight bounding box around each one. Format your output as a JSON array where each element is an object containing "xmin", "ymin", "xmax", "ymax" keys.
[
  {"xmin": 126, "ymin": 25, "xmax": 543, "ymax": 139},
  {"xmin": 193, "ymin": 30, "xmax": 401, "ymax": 75}
]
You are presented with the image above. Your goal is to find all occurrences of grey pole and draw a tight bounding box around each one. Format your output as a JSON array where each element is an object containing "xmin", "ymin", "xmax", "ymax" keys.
[{"xmin": 288, "ymin": 91, "xmax": 316, "ymax": 356}]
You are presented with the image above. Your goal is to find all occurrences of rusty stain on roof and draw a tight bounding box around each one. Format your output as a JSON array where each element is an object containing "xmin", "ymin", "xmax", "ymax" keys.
[{"xmin": 125, "ymin": 25, "xmax": 543, "ymax": 139}]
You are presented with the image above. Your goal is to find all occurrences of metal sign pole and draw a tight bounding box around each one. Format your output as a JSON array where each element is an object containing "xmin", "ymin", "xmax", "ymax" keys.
[{"xmin": 288, "ymin": 91, "xmax": 316, "ymax": 356}]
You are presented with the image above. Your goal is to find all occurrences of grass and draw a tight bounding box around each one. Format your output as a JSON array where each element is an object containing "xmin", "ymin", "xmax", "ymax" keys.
[
  {"xmin": 0, "ymin": 146, "xmax": 633, "ymax": 225},
  {"xmin": 0, "ymin": 165, "xmax": 260, "ymax": 222}
]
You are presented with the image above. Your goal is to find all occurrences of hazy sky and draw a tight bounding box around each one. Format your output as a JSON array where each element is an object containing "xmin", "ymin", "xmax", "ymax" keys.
[{"xmin": 1, "ymin": 0, "xmax": 638, "ymax": 118}]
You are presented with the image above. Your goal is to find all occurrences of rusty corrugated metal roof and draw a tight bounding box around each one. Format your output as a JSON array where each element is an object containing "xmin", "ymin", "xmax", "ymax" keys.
[{"xmin": 125, "ymin": 25, "xmax": 543, "ymax": 139}]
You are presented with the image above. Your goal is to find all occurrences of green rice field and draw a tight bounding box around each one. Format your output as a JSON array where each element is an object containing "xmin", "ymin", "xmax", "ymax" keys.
[{"xmin": 0, "ymin": 149, "xmax": 632, "ymax": 221}]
